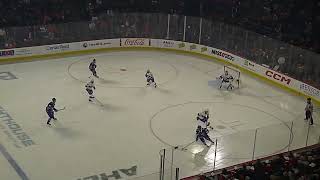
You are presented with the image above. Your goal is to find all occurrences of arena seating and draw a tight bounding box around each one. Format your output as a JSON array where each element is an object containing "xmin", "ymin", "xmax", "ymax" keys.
[
  {"xmin": 0, "ymin": 0, "xmax": 319, "ymax": 53},
  {"xmin": 182, "ymin": 145, "xmax": 320, "ymax": 180}
]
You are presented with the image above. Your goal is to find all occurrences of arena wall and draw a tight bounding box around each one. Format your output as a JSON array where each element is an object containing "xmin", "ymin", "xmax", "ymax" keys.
[{"xmin": 0, "ymin": 38, "xmax": 319, "ymax": 105}]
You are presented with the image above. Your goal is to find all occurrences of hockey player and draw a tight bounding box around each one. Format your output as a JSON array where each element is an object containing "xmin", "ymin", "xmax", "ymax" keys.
[
  {"xmin": 89, "ymin": 59, "xmax": 99, "ymax": 78},
  {"xmin": 196, "ymin": 126, "xmax": 215, "ymax": 147},
  {"xmin": 145, "ymin": 69, "xmax": 157, "ymax": 88},
  {"xmin": 305, "ymin": 98, "xmax": 314, "ymax": 125},
  {"xmin": 46, "ymin": 98, "xmax": 58, "ymax": 125},
  {"xmin": 85, "ymin": 79, "xmax": 96, "ymax": 102},
  {"xmin": 197, "ymin": 109, "xmax": 213, "ymax": 130},
  {"xmin": 219, "ymin": 71, "xmax": 234, "ymax": 90}
]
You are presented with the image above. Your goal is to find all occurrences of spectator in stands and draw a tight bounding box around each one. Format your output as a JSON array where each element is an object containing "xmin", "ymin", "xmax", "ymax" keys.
[{"xmin": 254, "ymin": 159, "xmax": 267, "ymax": 180}]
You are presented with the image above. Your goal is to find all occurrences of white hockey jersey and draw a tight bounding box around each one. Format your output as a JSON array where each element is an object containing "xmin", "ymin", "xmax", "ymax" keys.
[
  {"xmin": 197, "ymin": 111, "xmax": 210, "ymax": 129},
  {"xmin": 85, "ymin": 81, "xmax": 95, "ymax": 91},
  {"xmin": 145, "ymin": 72, "xmax": 154, "ymax": 80}
]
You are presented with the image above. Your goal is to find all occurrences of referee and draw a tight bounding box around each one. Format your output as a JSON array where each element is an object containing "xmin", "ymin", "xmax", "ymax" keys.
[{"xmin": 305, "ymin": 98, "xmax": 314, "ymax": 125}]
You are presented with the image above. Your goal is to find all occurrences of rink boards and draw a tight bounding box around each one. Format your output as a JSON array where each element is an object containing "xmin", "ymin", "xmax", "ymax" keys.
[
  {"xmin": 0, "ymin": 39, "xmax": 320, "ymax": 180},
  {"xmin": 0, "ymin": 38, "xmax": 319, "ymax": 105}
]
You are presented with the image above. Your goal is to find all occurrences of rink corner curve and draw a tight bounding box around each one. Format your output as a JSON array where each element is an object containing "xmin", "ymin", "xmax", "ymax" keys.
[{"xmin": 0, "ymin": 38, "xmax": 319, "ymax": 106}]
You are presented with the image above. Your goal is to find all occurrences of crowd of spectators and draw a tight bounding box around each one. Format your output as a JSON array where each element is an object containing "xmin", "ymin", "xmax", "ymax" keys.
[
  {"xmin": 0, "ymin": 0, "xmax": 84, "ymax": 27},
  {"xmin": 197, "ymin": 147, "xmax": 320, "ymax": 180},
  {"xmin": 202, "ymin": 0, "xmax": 320, "ymax": 53},
  {"xmin": 0, "ymin": 0, "xmax": 319, "ymax": 53}
]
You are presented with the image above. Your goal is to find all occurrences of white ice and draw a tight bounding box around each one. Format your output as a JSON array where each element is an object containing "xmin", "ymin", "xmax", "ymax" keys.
[{"xmin": 0, "ymin": 51, "xmax": 319, "ymax": 180}]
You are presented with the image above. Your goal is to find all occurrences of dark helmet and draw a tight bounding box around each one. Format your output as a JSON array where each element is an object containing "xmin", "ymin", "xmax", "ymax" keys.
[
  {"xmin": 52, "ymin": 98, "xmax": 56, "ymax": 102},
  {"xmin": 307, "ymin": 98, "xmax": 311, "ymax": 103}
]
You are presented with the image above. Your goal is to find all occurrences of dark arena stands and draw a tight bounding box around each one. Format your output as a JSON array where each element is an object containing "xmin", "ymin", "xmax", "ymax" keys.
[{"xmin": 0, "ymin": 0, "xmax": 320, "ymax": 180}]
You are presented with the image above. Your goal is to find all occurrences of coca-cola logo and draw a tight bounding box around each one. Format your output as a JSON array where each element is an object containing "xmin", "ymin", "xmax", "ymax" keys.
[{"xmin": 124, "ymin": 39, "xmax": 146, "ymax": 46}]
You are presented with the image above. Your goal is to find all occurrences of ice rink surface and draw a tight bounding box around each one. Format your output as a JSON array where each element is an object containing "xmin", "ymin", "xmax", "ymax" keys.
[{"xmin": 0, "ymin": 51, "xmax": 319, "ymax": 180}]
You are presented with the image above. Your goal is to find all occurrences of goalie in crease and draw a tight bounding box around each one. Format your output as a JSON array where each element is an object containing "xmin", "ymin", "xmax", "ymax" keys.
[{"xmin": 218, "ymin": 70, "xmax": 235, "ymax": 90}]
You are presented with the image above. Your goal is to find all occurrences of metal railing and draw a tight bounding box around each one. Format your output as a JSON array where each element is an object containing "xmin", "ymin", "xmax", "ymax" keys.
[{"xmin": 161, "ymin": 116, "xmax": 320, "ymax": 179}]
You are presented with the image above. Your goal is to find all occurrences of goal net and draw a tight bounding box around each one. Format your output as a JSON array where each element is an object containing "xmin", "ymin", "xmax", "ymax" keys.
[{"xmin": 224, "ymin": 66, "xmax": 240, "ymax": 88}]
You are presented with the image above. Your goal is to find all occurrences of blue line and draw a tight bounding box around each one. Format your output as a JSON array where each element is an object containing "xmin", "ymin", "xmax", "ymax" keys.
[{"xmin": 0, "ymin": 143, "xmax": 29, "ymax": 180}]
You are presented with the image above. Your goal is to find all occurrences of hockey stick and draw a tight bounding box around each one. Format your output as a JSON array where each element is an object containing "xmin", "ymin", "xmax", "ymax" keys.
[
  {"xmin": 94, "ymin": 98, "xmax": 104, "ymax": 107},
  {"xmin": 57, "ymin": 107, "xmax": 66, "ymax": 111}
]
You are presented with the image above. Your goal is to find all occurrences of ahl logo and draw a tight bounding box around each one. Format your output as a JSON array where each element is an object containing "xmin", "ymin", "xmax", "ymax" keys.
[
  {"xmin": 83, "ymin": 43, "xmax": 88, "ymax": 48},
  {"xmin": 265, "ymin": 70, "xmax": 291, "ymax": 85},
  {"xmin": 77, "ymin": 165, "xmax": 137, "ymax": 180}
]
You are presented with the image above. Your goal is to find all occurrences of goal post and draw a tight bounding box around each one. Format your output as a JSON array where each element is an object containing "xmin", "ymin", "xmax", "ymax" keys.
[{"xmin": 223, "ymin": 66, "xmax": 240, "ymax": 88}]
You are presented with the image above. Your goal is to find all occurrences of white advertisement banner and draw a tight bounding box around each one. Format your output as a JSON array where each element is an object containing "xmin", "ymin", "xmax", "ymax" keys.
[
  {"xmin": 44, "ymin": 43, "xmax": 76, "ymax": 54},
  {"xmin": 0, "ymin": 38, "xmax": 319, "ymax": 102},
  {"xmin": 150, "ymin": 39, "xmax": 187, "ymax": 51},
  {"xmin": 81, "ymin": 39, "xmax": 120, "ymax": 49},
  {"xmin": 14, "ymin": 48, "xmax": 33, "ymax": 56},
  {"xmin": 121, "ymin": 38, "xmax": 150, "ymax": 47},
  {"xmin": 300, "ymin": 83, "xmax": 320, "ymax": 99}
]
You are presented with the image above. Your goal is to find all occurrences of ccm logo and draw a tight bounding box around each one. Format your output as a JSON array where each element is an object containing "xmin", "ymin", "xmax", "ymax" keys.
[{"xmin": 266, "ymin": 70, "xmax": 291, "ymax": 85}]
